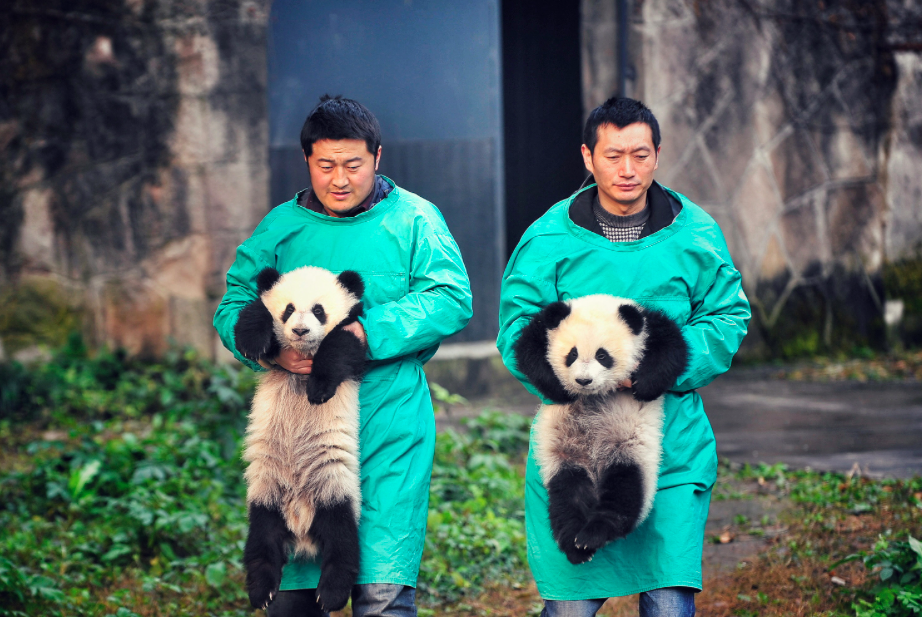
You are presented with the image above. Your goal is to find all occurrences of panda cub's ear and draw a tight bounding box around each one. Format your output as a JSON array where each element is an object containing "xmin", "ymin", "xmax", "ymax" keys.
[
  {"xmin": 256, "ymin": 267, "xmax": 281, "ymax": 294},
  {"xmin": 541, "ymin": 301, "xmax": 572, "ymax": 330},
  {"xmin": 617, "ymin": 303, "xmax": 644, "ymax": 335},
  {"xmin": 513, "ymin": 301, "xmax": 576, "ymax": 405},
  {"xmin": 337, "ymin": 270, "xmax": 365, "ymax": 300}
]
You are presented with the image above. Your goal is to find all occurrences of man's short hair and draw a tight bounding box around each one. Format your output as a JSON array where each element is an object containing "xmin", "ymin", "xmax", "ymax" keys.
[
  {"xmin": 300, "ymin": 95, "xmax": 382, "ymax": 158},
  {"xmin": 583, "ymin": 97, "xmax": 661, "ymax": 155}
]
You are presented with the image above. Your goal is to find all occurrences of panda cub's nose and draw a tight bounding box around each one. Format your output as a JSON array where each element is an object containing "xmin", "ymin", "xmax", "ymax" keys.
[
  {"xmin": 292, "ymin": 328, "xmax": 309, "ymax": 337},
  {"xmin": 576, "ymin": 378, "xmax": 593, "ymax": 386}
]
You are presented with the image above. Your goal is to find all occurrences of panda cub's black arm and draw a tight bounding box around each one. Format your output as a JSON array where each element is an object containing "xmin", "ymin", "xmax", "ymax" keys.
[
  {"xmin": 513, "ymin": 302, "xmax": 576, "ymax": 404},
  {"xmin": 306, "ymin": 320, "xmax": 368, "ymax": 405},
  {"xmin": 631, "ymin": 309, "xmax": 689, "ymax": 402},
  {"xmin": 234, "ymin": 299, "xmax": 280, "ymax": 363}
]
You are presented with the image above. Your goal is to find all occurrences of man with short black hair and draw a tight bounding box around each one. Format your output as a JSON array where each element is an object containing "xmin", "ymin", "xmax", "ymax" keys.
[
  {"xmin": 497, "ymin": 97, "xmax": 751, "ymax": 617},
  {"xmin": 215, "ymin": 95, "xmax": 473, "ymax": 617}
]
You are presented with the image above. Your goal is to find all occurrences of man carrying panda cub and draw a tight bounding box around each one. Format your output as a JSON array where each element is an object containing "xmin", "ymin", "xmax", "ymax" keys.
[
  {"xmin": 215, "ymin": 96, "xmax": 472, "ymax": 617},
  {"xmin": 497, "ymin": 97, "xmax": 751, "ymax": 617}
]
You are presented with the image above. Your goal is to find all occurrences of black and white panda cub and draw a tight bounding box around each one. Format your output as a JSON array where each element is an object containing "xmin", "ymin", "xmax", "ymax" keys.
[
  {"xmin": 233, "ymin": 265, "xmax": 367, "ymax": 611},
  {"xmin": 514, "ymin": 294, "xmax": 688, "ymax": 565}
]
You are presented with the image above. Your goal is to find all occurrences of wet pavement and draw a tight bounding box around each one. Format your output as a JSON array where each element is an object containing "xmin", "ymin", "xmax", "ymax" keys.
[
  {"xmin": 700, "ymin": 368, "xmax": 922, "ymax": 479},
  {"xmin": 439, "ymin": 365, "xmax": 922, "ymax": 479}
]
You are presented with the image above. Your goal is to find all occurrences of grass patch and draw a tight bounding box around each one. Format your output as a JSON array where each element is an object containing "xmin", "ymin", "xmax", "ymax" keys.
[
  {"xmin": 1, "ymin": 345, "xmax": 919, "ymax": 616},
  {"xmin": 695, "ymin": 463, "xmax": 922, "ymax": 617},
  {"xmin": 0, "ymin": 342, "xmax": 531, "ymax": 616},
  {"xmin": 770, "ymin": 349, "xmax": 922, "ymax": 382}
]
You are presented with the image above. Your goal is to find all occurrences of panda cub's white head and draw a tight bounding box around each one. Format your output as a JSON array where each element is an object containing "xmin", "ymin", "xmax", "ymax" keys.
[
  {"xmin": 546, "ymin": 295, "xmax": 647, "ymax": 397},
  {"xmin": 259, "ymin": 266, "xmax": 361, "ymax": 357}
]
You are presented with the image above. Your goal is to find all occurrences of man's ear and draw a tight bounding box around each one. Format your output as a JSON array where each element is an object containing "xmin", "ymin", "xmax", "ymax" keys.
[
  {"xmin": 303, "ymin": 150, "xmax": 308, "ymax": 163},
  {"xmin": 654, "ymin": 145, "xmax": 661, "ymax": 171},
  {"xmin": 581, "ymin": 143, "xmax": 594, "ymax": 175},
  {"xmin": 374, "ymin": 146, "xmax": 381, "ymax": 171}
]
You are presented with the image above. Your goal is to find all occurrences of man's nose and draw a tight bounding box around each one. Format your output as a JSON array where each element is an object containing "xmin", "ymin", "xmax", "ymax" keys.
[
  {"xmin": 618, "ymin": 157, "xmax": 634, "ymax": 177},
  {"xmin": 332, "ymin": 166, "xmax": 348, "ymax": 186}
]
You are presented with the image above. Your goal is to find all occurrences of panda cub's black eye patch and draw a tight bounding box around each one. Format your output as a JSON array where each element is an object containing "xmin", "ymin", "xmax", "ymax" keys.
[
  {"xmin": 281, "ymin": 303, "xmax": 295, "ymax": 323},
  {"xmin": 595, "ymin": 348, "xmax": 614, "ymax": 369},
  {"xmin": 311, "ymin": 304, "xmax": 327, "ymax": 325},
  {"xmin": 565, "ymin": 347, "xmax": 578, "ymax": 367}
]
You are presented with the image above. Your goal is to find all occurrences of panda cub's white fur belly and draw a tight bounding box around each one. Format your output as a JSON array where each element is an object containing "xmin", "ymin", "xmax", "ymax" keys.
[
  {"xmin": 244, "ymin": 370, "xmax": 361, "ymax": 558},
  {"xmin": 534, "ymin": 394, "xmax": 664, "ymax": 523}
]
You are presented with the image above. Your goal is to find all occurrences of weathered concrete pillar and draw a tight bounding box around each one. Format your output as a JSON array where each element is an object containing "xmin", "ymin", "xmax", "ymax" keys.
[
  {"xmin": 0, "ymin": 0, "xmax": 270, "ymax": 359},
  {"xmin": 618, "ymin": 0, "xmax": 921, "ymax": 356}
]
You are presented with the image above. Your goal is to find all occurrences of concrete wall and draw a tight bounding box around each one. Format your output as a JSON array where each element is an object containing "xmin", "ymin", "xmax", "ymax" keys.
[
  {"xmin": 0, "ymin": 0, "xmax": 270, "ymax": 358},
  {"xmin": 583, "ymin": 0, "xmax": 922, "ymax": 356}
]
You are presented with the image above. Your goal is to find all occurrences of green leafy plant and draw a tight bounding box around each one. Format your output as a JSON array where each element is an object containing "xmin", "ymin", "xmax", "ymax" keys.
[
  {"xmin": 420, "ymin": 410, "xmax": 530, "ymax": 603},
  {"xmin": 847, "ymin": 534, "xmax": 922, "ymax": 617}
]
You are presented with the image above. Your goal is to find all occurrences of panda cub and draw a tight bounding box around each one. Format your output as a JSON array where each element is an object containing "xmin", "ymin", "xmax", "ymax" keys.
[
  {"xmin": 233, "ymin": 266, "xmax": 367, "ymax": 611},
  {"xmin": 514, "ymin": 294, "xmax": 688, "ymax": 565}
]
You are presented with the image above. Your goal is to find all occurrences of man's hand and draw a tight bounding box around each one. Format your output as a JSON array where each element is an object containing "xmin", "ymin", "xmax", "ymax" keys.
[
  {"xmin": 275, "ymin": 348, "xmax": 313, "ymax": 374},
  {"xmin": 343, "ymin": 321, "xmax": 367, "ymax": 346},
  {"xmin": 617, "ymin": 362, "xmax": 639, "ymax": 391}
]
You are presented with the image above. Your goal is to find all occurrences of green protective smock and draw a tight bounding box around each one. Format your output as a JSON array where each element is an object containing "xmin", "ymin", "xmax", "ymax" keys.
[
  {"xmin": 213, "ymin": 177, "xmax": 473, "ymax": 589},
  {"xmin": 496, "ymin": 184, "xmax": 750, "ymax": 600}
]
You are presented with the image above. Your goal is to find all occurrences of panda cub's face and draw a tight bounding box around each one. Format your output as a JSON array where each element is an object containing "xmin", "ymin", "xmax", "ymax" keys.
[
  {"xmin": 547, "ymin": 295, "xmax": 647, "ymax": 396},
  {"xmin": 260, "ymin": 267, "xmax": 359, "ymax": 356}
]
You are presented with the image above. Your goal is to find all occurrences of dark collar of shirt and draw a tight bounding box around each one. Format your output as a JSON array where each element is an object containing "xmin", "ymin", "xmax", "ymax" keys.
[
  {"xmin": 569, "ymin": 180, "xmax": 682, "ymax": 239},
  {"xmin": 297, "ymin": 175, "xmax": 393, "ymax": 217}
]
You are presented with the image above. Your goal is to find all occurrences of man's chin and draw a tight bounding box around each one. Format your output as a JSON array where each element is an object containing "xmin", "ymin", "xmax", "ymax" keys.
[{"xmin": 321, "ymin": 203, "xmax": 357, "ymax": 217}]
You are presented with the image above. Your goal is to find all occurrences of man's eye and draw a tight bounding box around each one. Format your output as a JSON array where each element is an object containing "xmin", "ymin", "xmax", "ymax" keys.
[
  {"xmin": 636, "ymin": 155, "xmax": 648, "ymax": 161},
  {"xmin": 348, "ymin": 166, "xmax": 360, "ymax": 172}
]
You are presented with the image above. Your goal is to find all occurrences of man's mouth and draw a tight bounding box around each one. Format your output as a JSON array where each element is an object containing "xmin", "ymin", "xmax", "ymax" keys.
[
  {"xmin": 615, "ymin": 184, "xmax": 638, "ymax": 191},
  {"xmin": 330, "ymin": 191, "xmax": 351, "ymax": 200}
]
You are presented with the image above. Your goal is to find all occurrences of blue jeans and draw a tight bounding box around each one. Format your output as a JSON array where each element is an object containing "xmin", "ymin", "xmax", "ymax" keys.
[
  {"xmin": 267, "ymin": 583, "xmax": 416, "ymax": 617},
  {"xmin": 541, "ymin": 587, "xmax": 696, "ymax": 617}
]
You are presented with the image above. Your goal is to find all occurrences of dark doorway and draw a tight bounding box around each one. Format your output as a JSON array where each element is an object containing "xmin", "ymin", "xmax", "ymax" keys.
[{"xmin": 502, "ymin": 0, "xmax": 586, "ymax": 257}]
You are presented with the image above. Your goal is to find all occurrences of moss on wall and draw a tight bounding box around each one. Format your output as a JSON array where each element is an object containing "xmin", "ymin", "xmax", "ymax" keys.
[
  {"xmin": 747, "ymin": 267, "xmax": 886, "ymax": 360},
  {"xmin": 0, "ymin": 277, "xmax": 83, "ymax": 354},
  {"xmin": 883, "ymin": 255, "xmax": 922, "ymax": 346}
]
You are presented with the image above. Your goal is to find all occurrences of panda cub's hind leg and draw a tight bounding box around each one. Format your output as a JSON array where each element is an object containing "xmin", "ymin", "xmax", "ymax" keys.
[
  {"xmin": 244, "ymin": 503, "xmax": 294, "ymax": 609},
  {"xmin": 575, "ymin": 461, "xmax": 644, "ymax": 551},
  {"xmin": 547, "ymin": 465, "xmax": 598, "ymax": 564},
  {"xmin": 310, "ymin": 499, "xmax": 360, "ymax": 612}
]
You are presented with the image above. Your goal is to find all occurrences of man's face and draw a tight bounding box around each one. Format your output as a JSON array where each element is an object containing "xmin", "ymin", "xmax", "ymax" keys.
[
  {"xmin": 581, "ymin": 122, "xmax": 660, "ymax": 215},
  {"xmin": 305, "ymin": 139, "xmax": 381, "ymax": 217}
]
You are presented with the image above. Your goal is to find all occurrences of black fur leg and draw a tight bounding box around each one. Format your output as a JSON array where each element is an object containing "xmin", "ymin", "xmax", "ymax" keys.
[
  {"xmin": 513, "ymin": 302, "xmax": 576, "ymax": 404},
  {"xmin": 575, "ymin": 461, "xmax": 645, "ymax": 551},
  {"xmin": 309, "ymin": 499, "xmax": 360, "ymax": 612},
  {"xmin": 235, "ymin": 300, "xmax": 280, "ymax": 363},
  {"xmin": 306, "ymin": 327, "xmax": 367, "ymax": 404},
  {"xmin": 547, "ymin": 465, "xmax": 598, "ymax": 564},
  {"xmin": 632, "ymin": 308, "xmax": 689, "ymax": 402},
  {"xmin": 244, "ymin": 503, "xmax": 294, "ymax": 610},
  {"xmin": 266, "ymin": 589, "xmax": 326, "ymax": 617}
]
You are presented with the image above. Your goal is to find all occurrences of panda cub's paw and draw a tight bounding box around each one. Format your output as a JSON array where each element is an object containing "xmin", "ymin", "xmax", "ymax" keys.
[
  {"xmin": 316, "ymin": 568, "xmax": 353, "ymax": 612},
  {"xmin": 574, "ymin": 514, "xmax": 633, "ymax": 552},
  {"xmin": 563, "ymin": 543, "xmax": 596, "ymax": 565},
  {"xmin": 245, "ymin": 561, "xmax": 281, "ymax": 609},
  {"xmin": 306, "ymin": 376, "xmax": 339, "ymax": 405}
]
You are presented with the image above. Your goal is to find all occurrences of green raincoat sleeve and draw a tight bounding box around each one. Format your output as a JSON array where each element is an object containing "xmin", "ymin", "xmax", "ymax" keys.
[
  {"xmin": 360, "ymin": 222, "xmax": 472, "ymax": 362},
  {"xmin": 496, "ymin": 237, "xmax": 560, "ymax": 403},
  {"xmin": 673, "ymin": 259, "xmax": 750, "ymax": 392},
  {"xmin": 212, "ymin": 240, "xmax": 275, "ymax": 373}
]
